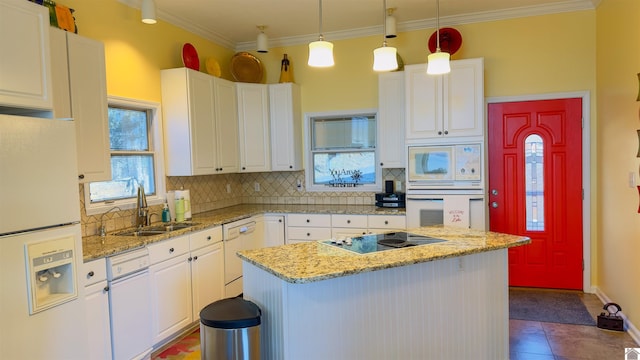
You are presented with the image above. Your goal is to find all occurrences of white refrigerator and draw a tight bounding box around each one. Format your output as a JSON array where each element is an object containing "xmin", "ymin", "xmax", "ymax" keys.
[{"xmin": 0, "ymin": 115, "xmax": 90, "ymax": 359}]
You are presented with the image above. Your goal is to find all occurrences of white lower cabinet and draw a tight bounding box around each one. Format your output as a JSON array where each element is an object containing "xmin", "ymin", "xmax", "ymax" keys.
[
  {"xmin": 82, "ymin": 258, "xmax": 112, "ymax": 360},
  {"xmin": 260, "ymin": 214, "xmax": 285, "ymax": 247},
  {"xmin": 286, "ymin": 214, "xmax": 332, "ymax": 244},
  {"xmin": 368, "ymin": 214, "xmax": 406, "ymax": 233},
  {"xmin": 148, "ymin": 227, "xmax": 224, "ymax": 347},
  {"xmin": 148, "ymin": 235, "xmax": 192, "ymax": 345},
  {"xmin": 189, "ymin": 227, "xmax": 224, "ymax": 320},
  {"xmin": 331, "ymin": 214, "xmax": 368, "ymax": 238}
]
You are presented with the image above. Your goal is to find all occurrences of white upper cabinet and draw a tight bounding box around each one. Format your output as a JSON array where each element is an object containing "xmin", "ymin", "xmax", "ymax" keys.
[
  {"xmin": 269, "ymin": 83, "xmax": 303, "ymax": 171},
  {"xmin": 378, "ymin": 71, "xmax": 406, "ymax": 168},
  {"xmin": 237, "ymin": 83, "xmax": 271, "ymax": 172},
  {"xmin": 405, "ymin": 58, "xmax": 484, "ymax": 142},
  {"xmin": 161, "ymin": 68, "xmax": 239, "ymax": 176},
  {"xmin": 0, "ymin": 0, "xmax": 53, "ymax": 111},
  {"xmin": 50, "ymin": 28, "xmax": 111, "ymax": 183}
]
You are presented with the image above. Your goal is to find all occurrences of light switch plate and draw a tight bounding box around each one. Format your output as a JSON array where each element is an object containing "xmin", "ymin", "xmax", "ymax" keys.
[{"xmin": 629, "ymin": 172, "xmax": 636, "ymax": 188}]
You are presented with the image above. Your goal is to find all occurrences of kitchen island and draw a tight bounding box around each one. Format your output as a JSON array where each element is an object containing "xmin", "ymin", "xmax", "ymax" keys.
[{"xmin": 238, "ymin": 226, "xmax": 530, "ymax": 360}]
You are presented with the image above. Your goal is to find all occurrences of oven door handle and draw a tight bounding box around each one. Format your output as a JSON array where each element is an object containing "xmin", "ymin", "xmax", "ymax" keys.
[{"xmin": 406, "ymin": 197, "xmax": 443, "ymax": 201}]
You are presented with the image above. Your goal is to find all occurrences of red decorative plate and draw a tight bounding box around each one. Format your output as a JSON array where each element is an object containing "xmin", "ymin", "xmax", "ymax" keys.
[
  {"xmin": 182, "ymin": 43, "xmax": 200, "ymax": 71},
  {"xmin": 428, "ymin": 27, "xmax": 462, "ymax": 55}
]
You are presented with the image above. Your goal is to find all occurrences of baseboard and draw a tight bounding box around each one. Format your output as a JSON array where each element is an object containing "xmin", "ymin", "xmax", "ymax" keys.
[{"xmin": 594, "ymin": 287, "xmax": 640, "ymax": 346}]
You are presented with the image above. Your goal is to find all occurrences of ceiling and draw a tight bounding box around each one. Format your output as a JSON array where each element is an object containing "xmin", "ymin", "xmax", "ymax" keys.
[{"xmin": 121, "ymin": 0, "xmax": 597, "ymax": 51}]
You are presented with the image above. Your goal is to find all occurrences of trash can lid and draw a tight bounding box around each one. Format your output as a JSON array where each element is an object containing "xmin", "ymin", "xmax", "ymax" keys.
[{"xmin": 200, "ymin": 297, "xmax": 262, "ymax": 329}]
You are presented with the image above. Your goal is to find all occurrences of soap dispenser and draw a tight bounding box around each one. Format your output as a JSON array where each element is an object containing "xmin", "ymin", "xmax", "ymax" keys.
[{"xmin": 161, "ymin": 203, "xmax": 171, "ymax": 223}]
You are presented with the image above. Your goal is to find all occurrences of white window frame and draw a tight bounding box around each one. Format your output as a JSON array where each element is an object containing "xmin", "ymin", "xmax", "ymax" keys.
[
  {"xmin": 304, "ymin": 109, "xmax": 381, "ymax": 192},
  {"xmin": 84, "ymin": 96, "xmax": 166, "ymax": 216}
]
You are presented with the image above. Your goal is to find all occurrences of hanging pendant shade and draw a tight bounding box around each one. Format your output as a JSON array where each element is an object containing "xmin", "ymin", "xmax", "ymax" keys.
[
  {"xmin": 308, "ymin": 0, "xmax": 334, "ymax": 67},
  {"xmin": 308, "ymin": 38, "xmax": 334, "ymax": 67},
  {"xmin": 256, "ymin": 26, "xmax": 268, "ymax": 53},
  {"xmin": 141, "ymin": 0, "xmax": 157, "ymax": 24},
  {"xmin": 373, "ymin": 0, "xmax": 398, "ymax": 72},
  {"xmin": 426, "ymin": 0, "xmax": 450, "ymax": 75}
]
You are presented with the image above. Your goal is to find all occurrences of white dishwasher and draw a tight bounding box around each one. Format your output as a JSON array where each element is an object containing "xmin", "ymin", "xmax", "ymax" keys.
[
  {"xmin": 106, "ymin": 248, "xmax": 153, "ymax": 360},
  {"xmin": 223, "ymin": 218, "xmax": 256, "ymax": 297}
]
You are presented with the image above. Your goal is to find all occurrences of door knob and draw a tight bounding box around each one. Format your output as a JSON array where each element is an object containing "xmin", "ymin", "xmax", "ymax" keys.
[{"xmin": 491, "ymin": 202, "xmax": 499, "ymax": 208}]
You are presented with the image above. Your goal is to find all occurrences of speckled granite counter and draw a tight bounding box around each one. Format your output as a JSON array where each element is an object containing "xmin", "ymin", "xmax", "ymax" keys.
[
  {"xmin": 82, "ymin": 204, "xmax": 404, "ymax": 261},
  {"xmin": 237, "ymin": 226, "xmax": 530, "ymax": 284}
]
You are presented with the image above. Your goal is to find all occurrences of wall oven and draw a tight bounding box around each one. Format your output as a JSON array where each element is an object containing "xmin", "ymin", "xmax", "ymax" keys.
[{"xmin": 406, "ymin": 192, "xmax": 486, "ymax": 230}]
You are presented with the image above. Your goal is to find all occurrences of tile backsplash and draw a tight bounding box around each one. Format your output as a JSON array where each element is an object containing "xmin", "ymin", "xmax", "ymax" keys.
[{"xmin": 81, "ymin": 168, "xmax": 405, "ymax": 236}]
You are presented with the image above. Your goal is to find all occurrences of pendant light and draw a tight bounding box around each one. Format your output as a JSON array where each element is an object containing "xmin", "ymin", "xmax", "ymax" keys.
[
  {"xmin": 385, "ymin": 8, "xmax": 397, "ymax": 38},
  {"xmin": 308, "ymin": 0, "xmax": 334, "ymax": 67},
  {"xmin": 373, "ymin": 0, "xmax": 398, "ymax": 71},
  {"xmin": 257, "ymin": 25, "xmax": 268, "ymax": 53},
  {"xmin": 141, "ymin": 0, "xmax": 157, "ymax": 24},
  {"xmin": 426, "ymin": 0, "xmax": 450, "ymax": 75}
]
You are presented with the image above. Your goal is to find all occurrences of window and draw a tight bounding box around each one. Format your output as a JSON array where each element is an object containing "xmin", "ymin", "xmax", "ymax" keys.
[
  {"xmin": 524, "ymin": 134, "xmax": 544, "ymax": 231},
  {"xmin": 84, "ymin": 96, "xmax": 165, "ymax": 215},
  {"xmin": 305, "ymin": 110, "xmax": 381, "ymax": 192}
]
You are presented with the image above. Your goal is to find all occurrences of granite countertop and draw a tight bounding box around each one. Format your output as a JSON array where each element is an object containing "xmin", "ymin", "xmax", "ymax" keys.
[
  {"xmin": 82, "ymin": 203, "xmax": 405, "ymax": 262},
  {"xmin": 237, "ymin": 226, "xmax": 531, "ymax": 284}
]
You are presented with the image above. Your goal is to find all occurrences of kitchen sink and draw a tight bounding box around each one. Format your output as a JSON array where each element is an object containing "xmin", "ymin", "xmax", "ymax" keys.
[{"xmin": 114, "ymin": 222, "xmax": 199, "ymax": 236}]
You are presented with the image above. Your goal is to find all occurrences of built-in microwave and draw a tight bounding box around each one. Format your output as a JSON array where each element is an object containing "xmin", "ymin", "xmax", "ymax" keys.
[{"xmin": 407, "ymin": 143, "xmax": 484, "ymax": 190}]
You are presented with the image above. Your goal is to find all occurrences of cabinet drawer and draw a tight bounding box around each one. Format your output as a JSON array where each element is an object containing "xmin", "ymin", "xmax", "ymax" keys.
[
  {"xmin": 331, "ymin": 214, "xmax": 367, "ymax": 228},
  {"xmin": 81, "ymin": 258, "xmax": 107, "ymax": 287},
  {"xmin": 287, "ymin": 214, "xmax": 331, "ymax": 227},
  {"xmin": 368, "ymin": 215, "xmax": 406, "ymax": 229},
  {"xmin": 190, "ymin": 226, "xmax": 223, "ymax": 251},
  {"xmin": 148, "ymin": 235, "xmax": 190, "ymax": 265},
  {"xmin": 287, "ymin": 227, "xmax": 332, "ymax": 241}
]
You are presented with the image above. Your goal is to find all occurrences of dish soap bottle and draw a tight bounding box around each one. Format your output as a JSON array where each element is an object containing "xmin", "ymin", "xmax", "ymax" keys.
[{"xmin": 161, "ymin": 203, "xmax": 171, "ymax": 223}]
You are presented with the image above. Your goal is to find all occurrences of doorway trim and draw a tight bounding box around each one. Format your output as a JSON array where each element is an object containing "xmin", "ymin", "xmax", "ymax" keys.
[{"xmin": 486, "ymin": 91, "xmax": 591, "ymax": 293}]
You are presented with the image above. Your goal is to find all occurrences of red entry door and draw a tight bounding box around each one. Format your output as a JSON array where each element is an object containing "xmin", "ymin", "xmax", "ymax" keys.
[{"xmin": 488, "ymin": 98, "xmax": 583, "ymax": 290}]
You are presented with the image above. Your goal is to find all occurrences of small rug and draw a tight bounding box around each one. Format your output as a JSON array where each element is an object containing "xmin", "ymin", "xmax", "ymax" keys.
[
  {"xmin": 153, "ymin": 329, "xmax": 200, "ymax": 360},
  {"xmin": 509, "ymin": 288, "xmax": 596, "ymax": 326}
]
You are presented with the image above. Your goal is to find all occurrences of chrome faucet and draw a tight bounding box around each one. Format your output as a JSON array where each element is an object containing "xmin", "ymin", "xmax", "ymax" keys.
[
  {"xmin": 136, "ymin": 185, "xmax": 149, "ymax": 228},
  {"xmin": 99, "ymin": 206, "xmax": 121, "ymax": 238}
]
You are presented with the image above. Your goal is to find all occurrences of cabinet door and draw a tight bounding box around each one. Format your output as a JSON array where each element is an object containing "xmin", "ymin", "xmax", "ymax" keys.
[
  {"xmin": 213, "ymin": 77, "xmax": 239, "ymax": 173},
  {"xmin": 237, "ymin": 83, "xmax": 270, "ymax": 172},
  {"xmin": 49, "ymin": 28, "xmax": 71, "ymax": 119},
  {"xmin": 0, "ymin": 0, "xmax": 52, "ymax": 110},
  {"xmin": 444, "ymin": 58, "xmax": 484, "ymax": 138},
  {"xmin": 67, "ymin": 32, "xmax": 111, "ymax": 183},
  {"xmin": 269, "ymin": 83, "xmax": 303, "ymax": 171},
  {"xmin": 188, "ymin": 70, "xmax": 218, "ymax": 175},
  {"xmin": 149, "ymin": 253, "xmax": 193, "ymax": 345},
  {"xmin": 85, "ymin": 281, "xmax": 112, "ymax": 360},
  {"xmin": 191, "ymin": 242, "xmax": 224, "ymax": 320},
  {"xmin": 378, "ymin": 72, "xmax": 406, "ymax": 168},
  {"xmin": 263, "ymin": 214, "xmax": 285, "ymax": 247},
  {"xmin": 405, "ymin": 64, "xmax": 441, "ymax": 140}
]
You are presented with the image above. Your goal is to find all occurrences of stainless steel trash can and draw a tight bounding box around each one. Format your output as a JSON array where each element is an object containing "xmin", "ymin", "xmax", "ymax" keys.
[{"xmin": 200, "ymin": 297, "xmax": 261, "ymax": 360}]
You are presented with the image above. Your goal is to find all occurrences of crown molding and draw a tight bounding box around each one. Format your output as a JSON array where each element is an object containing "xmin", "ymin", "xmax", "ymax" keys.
[{"xmin": 119, "ymin": 0, "xmax": 595, "ymax": 52}]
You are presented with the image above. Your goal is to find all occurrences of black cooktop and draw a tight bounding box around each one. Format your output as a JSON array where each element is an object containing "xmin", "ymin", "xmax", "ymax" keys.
[{"xmin": 322, "ymin": 232, "xmax": 447, "ymax": 254}]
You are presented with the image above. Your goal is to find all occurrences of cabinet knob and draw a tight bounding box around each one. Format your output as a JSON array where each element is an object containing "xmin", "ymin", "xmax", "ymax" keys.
[
  {"xmin": 438, "ymin": 131, "xmax": 443, "ymax": 135},
  {"xmin": 384, "ymin": 220, "xmax": 389, "ymax": 225},
  {"xmin": 193, "ymin": 256, "xmax": 198, "ymax": 261},
  {"xmin": 444, "ymin": 130, "xmax": 449, "ymax": 135},
  {"xmin": 78, "ymin": 174, "xmax": 85, "ymax": 180},
  {"xmin": 188, "ymin": 257, "xmax": 193, "ymax": 262},
  {"xmin": 103, "ymin": 286, "xmax": 109, "ymax": 293},
  {"xmin": 306, "ymin": 219, "xmax": 310, "ymax": 223},
  {"xmin": 289, "ymin": 165, "xmax": 293, "ymax": 169},
  {"xmin": 87, "ymin": 271, "xmax": 94, "ymax": 278},
  {"xmin": 306, "ymin": 232, "xmax": 311, "ymax": 237},
  {"xmin": 169, "ymin": 247, "xmax": 174, "ymax": 253},
  {"xmin": 380, "ymin": 162, "xmax": 384, "ymax": 166},
  {"xmin": 207, "ymin": 236, "xmax": 212, "ymax": 240},
  {"xmin": 347, "ymin": 220, "xmax": 351, "ymax": 224},
  {"xmin": 242, "ymin": 167, "xmax": 246, "ymax": 170},
  {"xmin": 278, "ymin": 219, "xmax": 282, "ymax": 223}
]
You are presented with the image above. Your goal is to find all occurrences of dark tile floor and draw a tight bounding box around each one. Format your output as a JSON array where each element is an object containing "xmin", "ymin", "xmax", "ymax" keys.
[{"xmin": 509, "ymin": 290, "xmax": 639, "ymax": 360}]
